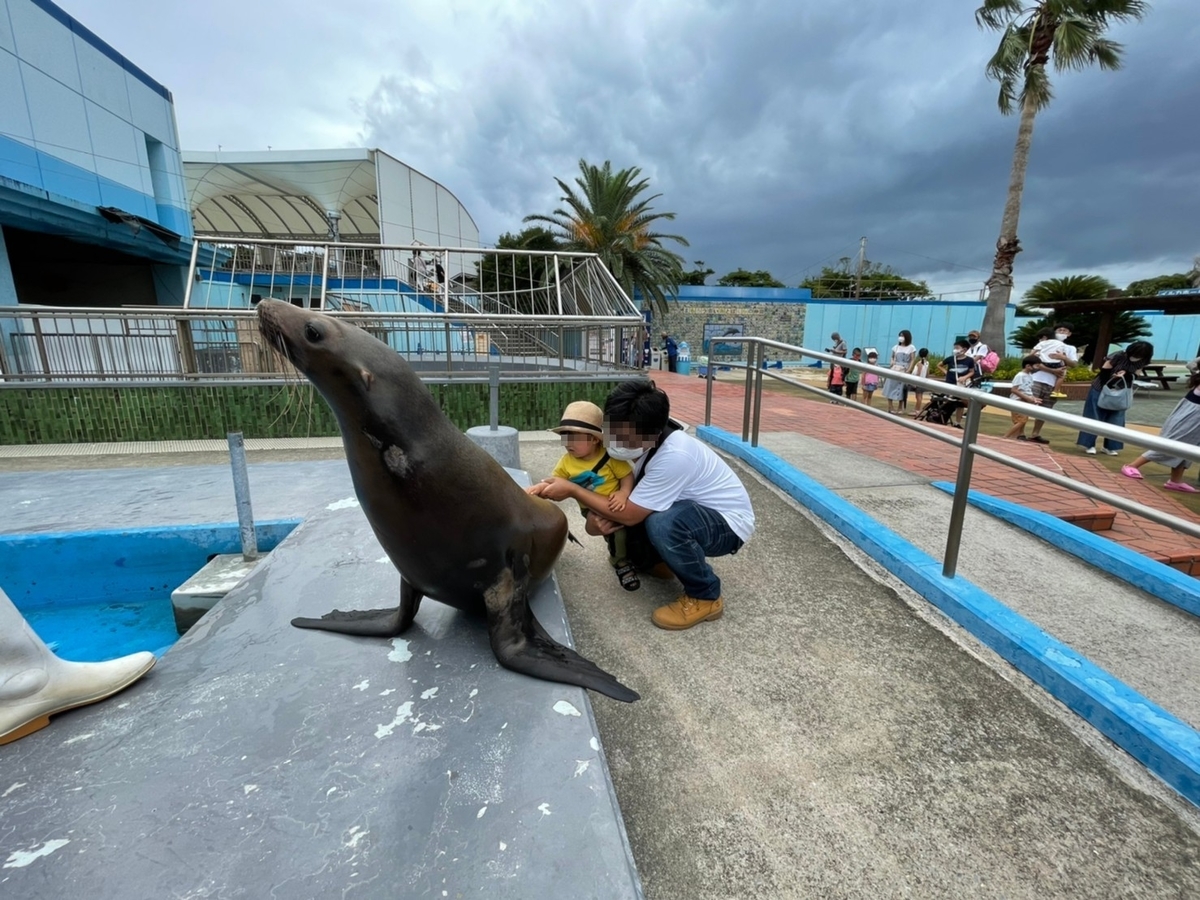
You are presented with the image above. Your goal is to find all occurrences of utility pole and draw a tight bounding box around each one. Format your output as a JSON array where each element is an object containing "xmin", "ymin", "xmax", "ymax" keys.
[{"xmin": 853, "ymin": 236, "xmax": 867, "ymax": 300}]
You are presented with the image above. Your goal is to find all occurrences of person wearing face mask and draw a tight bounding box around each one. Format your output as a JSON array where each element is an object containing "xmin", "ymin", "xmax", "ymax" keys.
[
  {"xmin": 1030, "ymin": 325, "xmax": 1073, "ymax": 391},
  {"xmin": 965, "ymin": 330, "xmax": 989, "ymax": 363},
  {"xmin": 1027, "ymin": 323, "xmax": 1078, "ymax": 444},
  {"xmin": 935, "ymin": 339, "xmax": 982, "ymax": 428},
  {"xmin": 1078, "ymin": 340, "xmax": 1154, "ymax": 456},
  {"xmin": 882, "ymin": 329, "xmax": 916, "ymax": 415},
  {"xmin": 533, "ymin": 381, "xmax": 755, "ymax": 630}
]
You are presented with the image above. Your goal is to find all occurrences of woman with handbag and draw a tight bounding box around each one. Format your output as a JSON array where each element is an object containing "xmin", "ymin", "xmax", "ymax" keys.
[
  {"xmin": 1121, "ymin": 370, "xmax": 1200, "ymax": 492},
  {"xmin": 1075, "ymin": 340, "xmax": 1153, "ymax": 456}
]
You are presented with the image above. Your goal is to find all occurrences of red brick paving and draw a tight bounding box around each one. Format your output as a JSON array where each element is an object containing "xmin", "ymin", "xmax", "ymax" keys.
[{"xmin": 656, "ymin": 371, "xmax": 1200, "ymax": 574}]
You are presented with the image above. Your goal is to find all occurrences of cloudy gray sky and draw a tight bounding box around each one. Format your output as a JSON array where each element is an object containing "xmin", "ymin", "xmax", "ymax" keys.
[{"xmin": 65, "ymin": 0, "xmax": 1200, "ymax": 298}]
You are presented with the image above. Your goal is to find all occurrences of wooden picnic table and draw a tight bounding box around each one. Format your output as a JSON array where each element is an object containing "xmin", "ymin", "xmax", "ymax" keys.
[{"xmin": 1138, "ymin": 365, "xmax": 1178, "ymax": 390}]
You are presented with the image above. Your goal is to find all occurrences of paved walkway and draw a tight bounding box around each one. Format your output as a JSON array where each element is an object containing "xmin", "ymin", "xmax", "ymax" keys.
[{"xmin": 656, "ymin": 371, "xmax": 1200, "ymax": 575}]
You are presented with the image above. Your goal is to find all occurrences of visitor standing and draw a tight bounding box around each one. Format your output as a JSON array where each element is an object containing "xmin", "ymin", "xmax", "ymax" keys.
[
  {"xmin": 1028, "ymin": 324, "xmax": 1078, "ymax": 445},
  {"xmin": 911, "ymin": 348, "xmax": 930, "ymax": 414},
  {"xmin": 1121, "ymin": 370, "xmax": 1200, "ymax": 492},
  {"xmin": 844, "ymin": 348, "xmax": 862, "ymax": 401},
  {"xmin": 662, "ymin": 333, "xmax": 679, "ymax": 373},
  {"xmin": 1076, "ymin": 340, "xmax": 1154, "ymax": 455},
  {"xmin": 862, "ymin": 351, "xmax": 881, "ymax": 407},
  {"xmin": 883, "ymin": 330, "xmax": 916, "ymax": 415}
]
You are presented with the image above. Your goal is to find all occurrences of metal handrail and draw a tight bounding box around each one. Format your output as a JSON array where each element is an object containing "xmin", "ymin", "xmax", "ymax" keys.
[
  {"xmin": 0, "ymin": 305, "xmax": 645, "ymax": 383},
  {"xmin": 703, "ymin": 337, "xmax": 1200, "ymax": 577}
]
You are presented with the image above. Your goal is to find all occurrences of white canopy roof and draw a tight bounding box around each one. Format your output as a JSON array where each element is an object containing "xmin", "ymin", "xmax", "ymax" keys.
[{"xmin": 184, "ymin": 149, "xmax": 379, "ymax": 239}]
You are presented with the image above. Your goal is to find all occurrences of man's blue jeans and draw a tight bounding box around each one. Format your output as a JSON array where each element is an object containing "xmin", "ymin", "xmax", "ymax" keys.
[{"xmin": 641, "ymin": 501, "xmax": 743, "ymax": 600}]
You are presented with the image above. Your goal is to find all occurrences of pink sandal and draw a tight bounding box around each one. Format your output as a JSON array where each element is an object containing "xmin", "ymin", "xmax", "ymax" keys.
[
  {"xmin": 1121, "ymin": 465, "xmax": 1143, "ymax": 480},
  {"xmin": 1164, "ymin": 481, "xmax": 1198, "ymax": 493}
]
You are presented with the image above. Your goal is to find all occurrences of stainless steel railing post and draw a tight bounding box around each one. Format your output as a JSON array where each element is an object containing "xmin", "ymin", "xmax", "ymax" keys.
[
  {"xmin": 943, "ymin": 397, "xmax": 982, "ymax": 578},
  {"xmin": 752, "ymin": 346, "xmax": 765, "ymax": 448},
  {"xmin": 705, "ymin": 353, "xmax": 715, "ymax": 426},
  {"xmin": 742, "ymin": 341, "xmax": 757, "ymax": 442}
]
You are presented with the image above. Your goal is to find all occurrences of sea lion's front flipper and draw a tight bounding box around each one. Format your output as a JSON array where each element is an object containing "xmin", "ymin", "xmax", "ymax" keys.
[
  {"xmin": 291, "ymin": 577, "xmax": 424, "ymax": 637},
  {"xmin": 484, "ymin": 552, "xmax": 640, "ymax": 703}
]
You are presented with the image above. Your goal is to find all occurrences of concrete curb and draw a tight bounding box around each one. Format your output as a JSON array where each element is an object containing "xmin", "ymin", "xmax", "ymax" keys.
[
  {"xmin": 697, "ymin": 424, "xmax": 1200, "ymax": 808},
  {"xmin": 930, "ymin": 481, "xmax": 1200, "ymax": 620}
]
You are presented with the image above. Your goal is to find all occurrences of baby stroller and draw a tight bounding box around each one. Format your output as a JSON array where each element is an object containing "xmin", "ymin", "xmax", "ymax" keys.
[
  {"xmin": 915, "ymin": 375, "xmax": 990, "ymax": 426},
  {"xmin": 914, "ymin": 391, "xmax": 962, "ymax": 426}
]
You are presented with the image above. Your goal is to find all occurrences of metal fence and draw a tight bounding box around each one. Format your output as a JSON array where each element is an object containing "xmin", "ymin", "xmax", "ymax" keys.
[
  {"xmin": 705, "ymin": 337, "xmax": 1200, "ymax": 578},
  {"xmin": 184, "ymin": 236, "xmax": 638, "ymax": 319},
  {"xmin": 0, "ymin": 307, "xmax": 647, "ymax": 383},
  {"xmin": 0, "ymin": 240, "xmax": 649, "ymax": 383}
]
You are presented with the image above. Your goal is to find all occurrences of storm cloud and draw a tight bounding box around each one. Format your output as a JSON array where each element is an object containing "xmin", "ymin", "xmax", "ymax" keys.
[{"xmin": 62, "ymin": 0, "xmax": 1200, "ymax": 297}]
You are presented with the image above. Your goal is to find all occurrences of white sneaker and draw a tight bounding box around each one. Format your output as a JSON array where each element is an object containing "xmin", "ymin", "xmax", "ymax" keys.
[
  {"xmin": 1086, "ymin": 447, "xmax": 1097, "ymax": 455},
  {"xmin": 1102, "ymin": 449, "xmax": 1119, "ymax": 455}
]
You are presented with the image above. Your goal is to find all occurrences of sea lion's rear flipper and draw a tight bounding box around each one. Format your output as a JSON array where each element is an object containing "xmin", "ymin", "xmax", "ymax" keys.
[
  {"xmin": 484, "ymin": 552, "xmax": 640, "ymax": 703},
  {"xmin": 291, "ymin": 578, "xmax": 424, "ymax": 637}
]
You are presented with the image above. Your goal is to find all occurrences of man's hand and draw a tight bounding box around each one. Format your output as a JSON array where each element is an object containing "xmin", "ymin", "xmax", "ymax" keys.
[
  {"xmin": 588, "ymin": 513, "xmax": 625, "ymax": 536},
  {"xmin": 533, "ymin": 476, "xmax": 578, "ymax": 502}
]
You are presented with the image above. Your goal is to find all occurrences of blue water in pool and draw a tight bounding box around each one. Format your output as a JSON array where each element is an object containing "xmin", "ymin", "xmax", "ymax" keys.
[
  {"xmin": 24, "ymin": 595, "xmax": 180, "ymax": 661},
  {"xmin": 1, "ymin": 521, "xmax": 299, "ymax": 663}
]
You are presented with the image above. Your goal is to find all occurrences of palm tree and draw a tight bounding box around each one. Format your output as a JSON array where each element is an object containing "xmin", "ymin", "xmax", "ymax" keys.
[
  {"xmin": 975, "ymin": 0, "xmax": 1149, "ymax": 351},
  {"xmin": 525, "ymin": 160, "xmax": 688, "ymax": 316}
]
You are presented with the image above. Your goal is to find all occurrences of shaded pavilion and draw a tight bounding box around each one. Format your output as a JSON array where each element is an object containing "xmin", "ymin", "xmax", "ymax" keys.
[{"xmin": 1035, "ymin": 292, "xmax": 1200, "ymax": 367}]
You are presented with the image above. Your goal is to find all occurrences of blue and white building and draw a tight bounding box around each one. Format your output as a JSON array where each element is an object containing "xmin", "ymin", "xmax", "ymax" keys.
[{"xmin": 0, "ymin": 0, "xmax": 192, "ymax": 309}]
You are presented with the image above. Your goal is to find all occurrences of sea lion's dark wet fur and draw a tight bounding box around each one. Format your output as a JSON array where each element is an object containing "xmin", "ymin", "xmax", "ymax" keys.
[{"xmin": 257, "ymin": 299, "xmax": 638, "ymax": 702}]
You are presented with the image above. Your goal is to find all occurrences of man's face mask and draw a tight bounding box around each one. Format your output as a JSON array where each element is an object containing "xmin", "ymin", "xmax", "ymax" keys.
[
  {"xmin": 968, "ymin": 337, "xmax": 978, "ymax": 345},
  {"xmin": 1055, "ymin": 331, "xmax": 1070, "ymax": 340},
  {"xmin": 607, "ymin": 444, "xmax": 645, "ymax": 461}
]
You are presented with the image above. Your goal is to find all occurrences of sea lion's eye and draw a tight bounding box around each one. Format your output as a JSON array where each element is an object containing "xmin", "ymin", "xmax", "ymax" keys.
[{"xmin": 304, "ymin": 323, "xmax": 322, "ymax": 343}]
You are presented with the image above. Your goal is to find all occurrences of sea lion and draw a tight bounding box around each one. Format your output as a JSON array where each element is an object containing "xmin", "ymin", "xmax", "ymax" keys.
[{"xmin": 256, "ymin": 299, "xmax": 638, "ymax": 702}]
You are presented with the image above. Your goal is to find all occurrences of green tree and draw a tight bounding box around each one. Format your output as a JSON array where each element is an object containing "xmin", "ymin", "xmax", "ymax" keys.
[
  {"xmin": 975, "ymin": 0, "xmax": 1149, "ymax": 350},
  {"xmin": 1125, "ymin": 273, "xmax": 1194, "ymax": 296},
  {"xmin": 680, "ymin": 260, "xmax": 715, "ymax": 286},
  {"xmin": 800, "ymin": 260, "xmax": 931, "ymax": 299},
  {"xmin": 717, "ymin": 268, "xmax": 785, "ymax": 288},
  {"xmin": 524, "ymin": 159, "xmax": 688, "ymax": 315},
  {"xmin": 1009, "ymin": 274, "xmax": 1149, "ymax": 358}
]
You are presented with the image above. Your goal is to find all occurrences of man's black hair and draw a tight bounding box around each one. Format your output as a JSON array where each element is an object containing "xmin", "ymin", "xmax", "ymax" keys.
[
  {"xmin": 1054, "ymin": 322, "xmax": 1073, "ymax": 331},
  {"xmin": 604, "ymin": 380, "xmax": 670, "ymax": 437}
]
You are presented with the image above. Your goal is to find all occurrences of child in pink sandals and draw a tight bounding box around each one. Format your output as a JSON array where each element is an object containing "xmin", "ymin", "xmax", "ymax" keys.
[{"xmin": 1121, "ymin": 372, "xmax": 1200, "ymax": 493}]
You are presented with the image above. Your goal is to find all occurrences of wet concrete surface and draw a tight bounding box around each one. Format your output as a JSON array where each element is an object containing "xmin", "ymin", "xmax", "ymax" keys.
[{"xmin": 4, "ymin": 441, "xmax": 1200, "ymax": 898}]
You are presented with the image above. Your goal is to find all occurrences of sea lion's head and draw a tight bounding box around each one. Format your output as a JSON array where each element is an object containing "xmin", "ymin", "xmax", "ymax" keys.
[{"xmin": 256, "ymin": 299, "xmax": 410, "ymax": 413}]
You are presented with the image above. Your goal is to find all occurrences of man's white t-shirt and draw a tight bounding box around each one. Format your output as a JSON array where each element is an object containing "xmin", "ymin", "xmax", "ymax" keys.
[
  {"xmin": 1032, "ymin": 340, "xmax": 1077, "ymax": 386},
  {"xmin": 629, "ymin": 431, "xmax": 755, "ymax": 543},
  {"xmin": 966, "ymin": 341, "xmax": 990, "ymax": 361}
]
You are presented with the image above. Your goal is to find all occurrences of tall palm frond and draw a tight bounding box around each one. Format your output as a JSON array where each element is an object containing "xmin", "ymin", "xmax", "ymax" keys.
[{"xmin": 525, "ymin": 160, "xmax": 688, "ymax": 316}]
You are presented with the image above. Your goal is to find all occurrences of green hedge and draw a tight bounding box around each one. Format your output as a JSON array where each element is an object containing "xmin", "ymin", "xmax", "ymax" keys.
[{"xmin": 0, "ymin": 381, "xmax": 623, "ymax": 445}]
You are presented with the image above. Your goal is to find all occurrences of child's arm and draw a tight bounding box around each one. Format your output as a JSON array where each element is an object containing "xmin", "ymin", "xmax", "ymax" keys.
[{"xmin": 608, "ymin": 474, "xmax": 634, "ymax": 512}]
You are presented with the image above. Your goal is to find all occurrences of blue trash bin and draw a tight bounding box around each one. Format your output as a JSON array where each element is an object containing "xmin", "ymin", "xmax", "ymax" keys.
[{"xmin": 676, "ymin": 342, "xmax": 691, "ymax": 376}]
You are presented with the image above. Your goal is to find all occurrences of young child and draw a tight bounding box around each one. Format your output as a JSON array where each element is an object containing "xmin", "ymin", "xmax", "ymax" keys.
[
  {"xmin": 526, "ymin": 400, "xmax": 639, "ymax": 590},
  {"xmin": 827, "ymin": 360, "xmax": 845, "ymax": 401},
  {"xmin": 844, "ymin": 348, "xmax": 862, "ymax": 401},
  {"xmin": 911, "ymin": 348, "xmax": 930, "ymax": 414},
  {"xmin": 1003, "ymin": 354, "xmax": 1043, "ymax": 440},
  {"xmin": 862, "ymin": 351, "xmax": 881, "ymax": 407}
]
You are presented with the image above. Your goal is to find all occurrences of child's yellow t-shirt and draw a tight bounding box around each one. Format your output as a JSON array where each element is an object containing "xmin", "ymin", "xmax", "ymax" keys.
[{"xmin": 552, "ymin": 449, "xmax": 632, "ymax": 497}]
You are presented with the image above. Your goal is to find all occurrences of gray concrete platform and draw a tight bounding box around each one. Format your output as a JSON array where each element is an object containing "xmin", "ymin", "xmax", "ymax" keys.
[
  {"xmin": 5, "ymin": 442, "xmax": 1200, "ymax": 897},
  {"xmin": 0, "ymin": 462, "xmax": 639, "ymax": 899}
]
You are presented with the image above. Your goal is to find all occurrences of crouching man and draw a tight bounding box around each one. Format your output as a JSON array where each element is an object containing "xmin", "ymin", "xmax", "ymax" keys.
[{"xmin": 534, "ymin": 381, "xmax": 755, "ymax": 630}]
